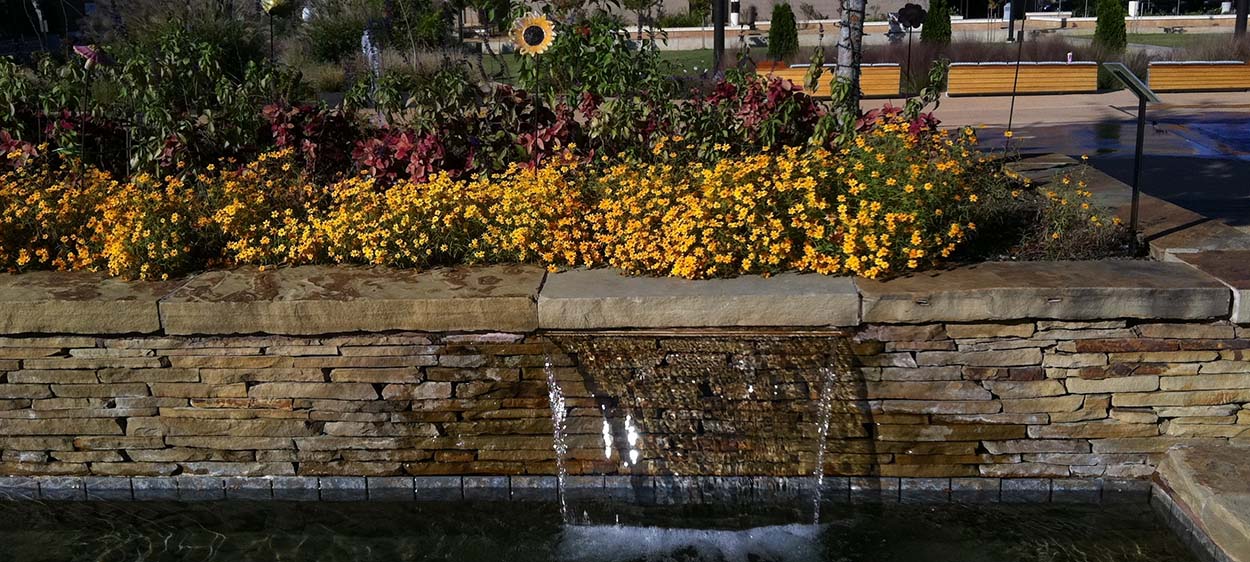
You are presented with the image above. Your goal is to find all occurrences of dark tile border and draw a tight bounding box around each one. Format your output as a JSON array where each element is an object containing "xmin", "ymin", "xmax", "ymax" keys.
[
  {"xmin": 0, "ymin": 476, "xmax": 1153, "ymax": 504},
  {"xmin": 1151, "ymin": 484, "xmax": 1237, "ymax": 562}
]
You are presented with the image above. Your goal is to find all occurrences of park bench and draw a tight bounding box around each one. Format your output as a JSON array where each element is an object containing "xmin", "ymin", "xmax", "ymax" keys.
[
  {"xmin": 761, "ymin": 63, "xmax": 902, "ymax": 98},
  {"xmin": 1147, "ymin": 60, "xmax": 1250, "ymax": 92},
  {"xmin": 946, "ymin": 61, "xmax": 1099, "ymax": 96}
]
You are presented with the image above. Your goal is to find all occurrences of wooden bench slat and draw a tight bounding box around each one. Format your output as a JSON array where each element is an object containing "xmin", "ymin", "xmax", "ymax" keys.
[{"xmin": 1147, "ymin": 62, "xmax": 1250, "ymax": 92}]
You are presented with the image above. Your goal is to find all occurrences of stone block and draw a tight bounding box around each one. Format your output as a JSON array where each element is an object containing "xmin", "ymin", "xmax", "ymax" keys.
[
  {"xmin": 1113, "ymin": 390, "xmax": 1250, "ymax": 407},
  {"xmin": 319, "ymin": 477, "xmax": 367, "ymax": 501},
  {"xmin": 1155, "ymin": 441, "xmax": 1250, "ymax": 561},
  {"xmin": 877, "ymin": 424, "xmax": 1026, "ymax": 441},
  {"xmin": 8, "ymin": 370, "xmax": 98, "ymax": 384},
  {"xmin": 83, "ymin": 477, "xmax": 133, "ymax": 501},
  {"xmin": 916, "ymin": 349, "xmax": 1042, "ymax": 367},
  {"xmin": 0, "ymin": 385, "xmax": 53, "ymax": 399},
  {"xmin": 249, "ymin": 383, "xmax": 378, "ymax": 400},
  {"xmin": 367, "ymin": 477, "xmax": 415, "ymax": 501},
  {"xmin": 1108, "ymin": 351, "xmax": 1220, "ymax": 363},
  {"xmin": 1136, "ymin": 323, "xmax": 1236, "ymax": 340},
  {"xmin": 818, "ymin": 476, "xmax": 851, "ymax": 504},
  {"xmin": 1109, "ymin": 408, "xmax": 1159, "ymax": 424},
  {"xmin": 984, "ymin": 440, "xmax": 1090, "ymax": 454},
  {"xmin": 1178, "ymin": 251, "xmax": 1250, "ymax": 323},
  {"xmin": 1161, "ymin": 374, "xmax": 1250, "ymax": 391},
  {"xmin": 603, "ymin": 475, "xmax": 656, "ymax": 504},
  {"xmin": 962, "ymin": 367, "xmax": 1046, "ymax": 381},
  {"xmin": 463, "ymin": 476, "xmax": 510, "ymax": 501},
  {"xmin": 1202, "ymin": 361, "xmax": 1250, "ymax": 374},
  {"xmin": 983, "ymin": 380, "xmax": 1066, "ymax": 399},
  {"xmin": 1155, "ymin": 405, "xmax": 1241, "ymax": 418},
  {"xmin": 331, "ymin": 368, "xmax": 424, "ymax": 384},
  {"xmin": 1051, "ymin": 478, "xmax": 1100, "ymax": 503},
  {"xmin": 1042, "ymin": 353, "xmax": 1108, "ymax": 369},
  {"xmin": 175, "ymin": 477, "xmax": 225, "ymax": 501},
  {"xmin": 510, "ymin": 475, "xmax": 558, "ymax": 502},
  {"xmin": 271, "ymin": 476, "xmax": 320, "ymax": 501},
  {"xmin": 850, "ymin": 477, "xmax": 900, "ymax": 503},
  {"xmin": 0, "ymin": 419, "xmax": 122, "ymax": 436},
  {"xmin": 1001, "ymin": 478, "xmax": 1050, "ymax": 503},
  {"xmin": 161, "ymin": 265, "xmax": 542, "ymax": 335},
  {"xmin": 414, "ymin": 476, "xmax": 463, "ymax": 501},
  {"xmin": 1092, "ymin": 437, "xmax": 1224, "ymax": 454},
  {"xmin": 538, "ymin": 268, "xmax": 859, "ymax": 329},
  {"xmin": 381, "ymin": 383, "xmax": 453, "ymax": 400},
  {"xmin": 0, "ymin": 476, "xmax": 38, "ymax": 500},
  {"xmin": 858, "ymin": 261, "xmax": 1230, "ymax": 323},
  {"xmin": 131, "ymin": 477, "xmax": 179, "ymax": 500},
  {"xmin": 951, "ymin": 478, "xmax": 1001, "ymax": 503},
  {"xmin": 899, "ymin": 478, "xmax": 950, "ymax": 503},
  {"xmin": 878, "ymin": 367, "xmax": 963, "ymax": 381},
  {"xmin": 37, "ymin": 476, "xmax": 86, "ymax": 500},
  {"xmin": 224, "ymin": 477, "xmax": 273, "ymax": 500},
  {"xmin": 1001, "ymin": 395, "xmax": 1084, "ymax": 413},
  {"xmin": 880, "ymin": 401, "xmax": 1002, "ymax": 415},
  {"xmin": 0, "ymin": 272, "xmax": 179, "ymax": 334},
  {"xmin": 1028, "ymin": 421, "xmax": 1158, "ymax": 439},
  {"xmin": 752, "ymin": 476, "xmax": 814, "ymax": 504},
  {"xmin": 944, "ymin": 323, "xmax": 1035, "ymax": 340},
  {"xmin": 1101, "ymin": 479, "xmax": 1151, "ymax": 503},
  {"xmin": 866, "ymin": 382, "xmax": 992, "ymax": 401},
  {"xmin": 1066, "ymin": 376, "xmax": 1159, "ymax": 394}
]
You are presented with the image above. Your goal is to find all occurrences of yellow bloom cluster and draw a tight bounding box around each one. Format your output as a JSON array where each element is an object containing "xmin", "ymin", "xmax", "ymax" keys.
[{"xmin": 0, "ymin": 113, "xmax": 991, "ymax": 280}]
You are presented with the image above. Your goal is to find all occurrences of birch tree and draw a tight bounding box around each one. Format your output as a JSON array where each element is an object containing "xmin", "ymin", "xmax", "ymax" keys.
[{"xmin": 835, "ymin": 0, "xmax": 866, "ymax": 113}]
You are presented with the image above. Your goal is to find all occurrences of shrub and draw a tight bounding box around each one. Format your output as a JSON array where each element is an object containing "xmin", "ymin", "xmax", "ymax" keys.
[
  {"xmin": 964, "ymin": 157, "xmax": 1133, "ymax": 261},
  {"xmin": 921, "ymin": 0, "xmax": 952, "ymax": 45},
  {"xmin": 768, "ymin": 4, "xmax": 799, "ymax": 61},
  {"xmin": 307, "ymin": 15, "xmax": 368, "ymax": 62},
  {"xmin": 1094, "ymin": 0, "xmax": 1127, "ymax": 54},
  {"xmin": 0, "ymin": 25, "xmax": 306, "ymax": 175}
]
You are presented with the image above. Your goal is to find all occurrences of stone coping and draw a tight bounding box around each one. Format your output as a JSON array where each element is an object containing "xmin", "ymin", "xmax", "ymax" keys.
[
  {"xmin": 0, "ymin": 258, "xmax": 1239, "ymax": 335},
  {"xmin": 0, "ymin": 475, "xmax": 1150, "ymax": 505},
  {"xmin": 1154, "ymin": 443, "xmax": 1250, "ymax": 562},
  {"xmin": 158, "ymin": 265, "xmax": 544, "ymax": 335},
  {"xmin": 537, "ymin": 268, "xmax": 860, "ymax": 329}
]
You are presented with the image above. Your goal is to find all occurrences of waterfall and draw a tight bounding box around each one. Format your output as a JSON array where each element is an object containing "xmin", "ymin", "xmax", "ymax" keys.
[
  {"xmin": 544, "ymin": 333, "xmax": 860, "ymax": 528},
  {"xmin": 544, "ymin": 358, "xmax": 571, "ymax": 522},
  {"xmin": 810, "ymin": 366, "xmax": 839, "ymax": 524}
]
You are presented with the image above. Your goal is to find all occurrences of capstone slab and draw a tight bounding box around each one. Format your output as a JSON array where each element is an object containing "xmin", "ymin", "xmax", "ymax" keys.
[{"xmin": 538, "ymin": 268, "xmax": 859, "ymax": 329}]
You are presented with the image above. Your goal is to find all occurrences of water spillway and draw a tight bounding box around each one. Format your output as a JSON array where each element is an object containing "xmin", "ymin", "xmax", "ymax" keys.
[{"xmin": 543, "ymin": 331, "xmax": 860, "ymax": 526}]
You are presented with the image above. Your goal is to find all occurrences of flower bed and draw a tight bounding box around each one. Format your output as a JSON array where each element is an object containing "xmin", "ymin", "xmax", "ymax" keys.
[
  {"xmin": 1, "ymin": 110, "xmax": 1125, "ymax": 281},
  {"xmin": 0, "ymin": 11, "xmax": 1130, "ymax": 282}
]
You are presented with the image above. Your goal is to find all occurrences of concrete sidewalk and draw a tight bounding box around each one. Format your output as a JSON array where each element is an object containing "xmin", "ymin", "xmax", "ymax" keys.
[
  {"xmin": 896, "ymin": 90, "xmax": 1250, "ymax": 235},
  {"xmin": 899, "ymin": 90, "xmax": 1250, "ymax": 129}
]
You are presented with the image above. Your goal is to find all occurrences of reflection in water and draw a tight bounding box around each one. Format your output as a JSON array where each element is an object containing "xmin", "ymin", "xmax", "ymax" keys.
[
  {"xmin": 557, "ymin": 524, "xmax": 826, "ymax": 562},
  {"xmin": 0, "ymin": 501, "xmax": 1199, "ymax": 562}
]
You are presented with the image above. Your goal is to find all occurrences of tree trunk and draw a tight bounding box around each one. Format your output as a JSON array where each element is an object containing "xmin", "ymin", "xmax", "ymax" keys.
[{"xmin": 836, "ymin": 0, "xmax": 867, "ymax": 111}]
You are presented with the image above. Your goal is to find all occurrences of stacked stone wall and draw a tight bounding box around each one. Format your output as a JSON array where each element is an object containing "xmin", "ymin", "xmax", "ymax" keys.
[{"xmin": 0, "ymin": 320, "xmax": 1245, "ymax": 480}]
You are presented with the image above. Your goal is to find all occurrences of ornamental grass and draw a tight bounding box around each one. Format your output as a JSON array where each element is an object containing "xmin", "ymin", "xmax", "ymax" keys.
[{"xmin": 1, "ymin": 112, "xmax": 1123, "ymax": 281}]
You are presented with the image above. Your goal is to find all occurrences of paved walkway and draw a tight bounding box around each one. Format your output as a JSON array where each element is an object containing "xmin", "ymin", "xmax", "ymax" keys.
[{"xmin": 880, "ymin": 90, "xmax": 1250, "ymax": 233}]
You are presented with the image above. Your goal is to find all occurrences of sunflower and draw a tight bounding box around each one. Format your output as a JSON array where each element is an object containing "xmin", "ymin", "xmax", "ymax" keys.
[{"xmin": 512, "ymin": 15, "xmax": 556, "ymax": 56}]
